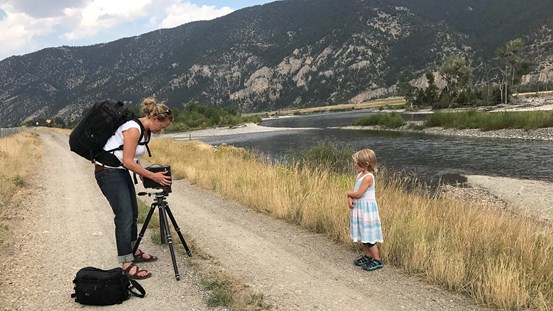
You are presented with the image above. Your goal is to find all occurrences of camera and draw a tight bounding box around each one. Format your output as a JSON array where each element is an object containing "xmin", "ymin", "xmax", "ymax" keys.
[{"xmin": 143, "ymin": 165, "xmax": 172, "ymax": 193}]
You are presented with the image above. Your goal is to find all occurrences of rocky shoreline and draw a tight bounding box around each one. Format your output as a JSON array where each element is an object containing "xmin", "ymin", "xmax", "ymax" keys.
[
  {"xmin": 422, "ymin": 126, "xmax": 553, "ymax": 141},
  {"xmin": 342, "ymin": 124, "xmax": 553, "ymax": 141},
  {"xmin": 439, "ymin": 175, "xmax": 553, "ymax": 223}
]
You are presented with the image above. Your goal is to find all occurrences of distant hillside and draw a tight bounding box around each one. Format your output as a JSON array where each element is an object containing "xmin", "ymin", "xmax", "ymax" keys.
[{"xmin": 1, "ymin": 0, "xmax": 552, "ymax": 127}]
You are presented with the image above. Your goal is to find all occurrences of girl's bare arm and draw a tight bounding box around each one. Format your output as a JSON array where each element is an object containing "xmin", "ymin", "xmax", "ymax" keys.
[{"xmin": 347, "ymin": 175, "xmax": 373, "ymax": 199}]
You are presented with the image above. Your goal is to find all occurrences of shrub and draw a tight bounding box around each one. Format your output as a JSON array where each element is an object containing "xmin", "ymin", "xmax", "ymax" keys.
[
  {"xmin": 353, "ymin": 112, "xmax": 406, "ymax": 128},
  {"xmin": 424, "ymin": 110, "xmax": 553, "ymax": 130}
]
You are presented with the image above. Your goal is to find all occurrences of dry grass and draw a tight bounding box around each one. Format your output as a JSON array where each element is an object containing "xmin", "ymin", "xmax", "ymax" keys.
[
  {"xmin": 0, "ymin": 131, "xmax": 41, "ymax": 243},
  {"xmin": 513, "ymin": 90, "xmax": 553, "ymax": 97},
  {"xmin": 150, "ymin": 140, "xmax": 351, "ymax": 241},
  {"xmin": 149, "ymin": 139, "xmax": 553, "ymax": 310},
  {"xmin": 244, "ymin": 97, "xmax": 405, "ymax": 117}
]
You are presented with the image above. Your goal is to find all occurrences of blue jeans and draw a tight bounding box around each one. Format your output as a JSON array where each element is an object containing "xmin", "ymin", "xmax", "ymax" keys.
[{"xmin": 95, "ymin": 168, "xmax": 138, "ymax": 263}]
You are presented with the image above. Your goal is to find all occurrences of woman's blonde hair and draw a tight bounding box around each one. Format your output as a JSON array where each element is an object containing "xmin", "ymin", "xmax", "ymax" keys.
[
  {"xmin": 141, "ymin": 97, "xmax": 173, "ymax": 122},
  {"xmin": 352, "ymin": 148, "xmax": 378, "ymax": 173}
]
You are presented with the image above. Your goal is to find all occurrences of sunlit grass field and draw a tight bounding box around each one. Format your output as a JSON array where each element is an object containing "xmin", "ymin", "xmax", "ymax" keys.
[
  {"xmin": 0, "ymin": 131, "xmax": 41, "ymax": 243},
  {"xmin": 149, "ymin": 138, "xmax": 553, "ymax": 310}
]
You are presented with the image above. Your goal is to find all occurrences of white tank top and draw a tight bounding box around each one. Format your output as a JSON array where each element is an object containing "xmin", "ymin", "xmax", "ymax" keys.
[{"xmin": 96, "ymin": 120, "xmax": 148, "ymax": 168}]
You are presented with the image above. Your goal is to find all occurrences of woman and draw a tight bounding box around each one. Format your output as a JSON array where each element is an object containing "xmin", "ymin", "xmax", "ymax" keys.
[{"xmin": 95, "ymin": 97, "xmax": 173, "ymax": 279}]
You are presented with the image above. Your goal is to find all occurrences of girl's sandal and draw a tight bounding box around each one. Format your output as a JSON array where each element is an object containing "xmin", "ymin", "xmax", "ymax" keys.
[
  {"xmin": 124, "ymin": 263, "xmax": 152, "ymax": 280},
  {"xmin": 134, "ymin": 249, "xmax": 158, "ymax": 263}
]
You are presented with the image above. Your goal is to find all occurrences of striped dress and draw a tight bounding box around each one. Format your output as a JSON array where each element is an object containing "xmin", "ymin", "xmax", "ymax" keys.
[{"xmin": 350, "ymin": 172, "xmax": 383, "ymax": 243}]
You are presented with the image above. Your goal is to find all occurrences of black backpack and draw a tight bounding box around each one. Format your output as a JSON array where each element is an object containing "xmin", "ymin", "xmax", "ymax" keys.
[
  {"xmin": 69, "ymin": 99, "xmax": 150, "ymax": 167},
  {"xmin": 71, "ymin": 267, "xmax": 146, "ymax": 305}
]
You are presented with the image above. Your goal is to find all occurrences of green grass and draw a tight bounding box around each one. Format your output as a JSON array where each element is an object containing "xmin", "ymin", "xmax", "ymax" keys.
[
  {"xmin": 378, "ymin": 104, "xmax": 407, "ymax": 111},
  {"xmin": 165, "ymin": 103, "xmax": 262, "ymax": 133},
  {"xmin": 352, "ymin": 110, "xmax": 553, "ymax": 132},
  {"xmin": 425, "ymin": 110, "xmax": 553, "ymax": 130},
  {"xmin": 201, "ymin": 278, "xmax": 233, "ymax": 307},
  {"xmin": 137, "ymin": 199, "xmax": 159, "ymax": 228},
  {"xmin": 11, "ymin": 175, "xmax": 25, "ymax": 187},
  {"xmin": 352, "ymin": 112, "xmax": 406, "ymax": 128}
]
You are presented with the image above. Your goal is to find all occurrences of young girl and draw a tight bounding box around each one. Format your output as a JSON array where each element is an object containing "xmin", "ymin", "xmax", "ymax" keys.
[{"xmin": 347, "ymin": 148, "xmax": 383, "ymax": 271}]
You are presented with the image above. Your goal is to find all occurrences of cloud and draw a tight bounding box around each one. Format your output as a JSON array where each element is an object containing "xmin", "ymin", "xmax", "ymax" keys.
[
  {"xmin": 0, "ymin": 2, "xmax": 61, "ymax": 57},
  {"xmin": 62, "ymin": 0, "xmax": 152, "ymax": 40},
  {"xmin": 7, "ymin": 0, "xmax": 88, "ymax": 18},
  {"xmin": 0, "ymin": 0, "xmax": 238, "ymax": 59},
  {"xmin": 61, "ymin": 0, "xmax": 234, "ymax": 41},
  {"xmin": 160, "ymin": 2, "xmax": 233, "ymax": 28}
]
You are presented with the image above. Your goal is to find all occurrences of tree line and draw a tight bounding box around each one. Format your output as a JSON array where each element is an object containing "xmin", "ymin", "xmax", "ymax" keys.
[
  {"xmin": 23, "ymin": 102, "xmax": 261, "ymax": 130},
  {"xmin": 398, "ymin": 38, "xmax": 537, "ymax": 110}
]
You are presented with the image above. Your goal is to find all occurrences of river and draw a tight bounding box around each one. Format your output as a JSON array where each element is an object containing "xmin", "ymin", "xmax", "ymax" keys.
[{"xmin": 179, "ymin": 109, "xmax": 553, "ymax": 182}]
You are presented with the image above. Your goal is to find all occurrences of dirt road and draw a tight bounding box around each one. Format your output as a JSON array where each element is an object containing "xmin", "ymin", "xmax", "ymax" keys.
[{"xmin": 1, "ymin": 129, "xmax": 483, "ymax": 311}]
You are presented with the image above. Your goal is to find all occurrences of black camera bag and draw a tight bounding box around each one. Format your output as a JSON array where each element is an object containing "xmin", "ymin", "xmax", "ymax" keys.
[{"xmin": 71, "ymin": 267, "xmax": 146, "ymax": 305}]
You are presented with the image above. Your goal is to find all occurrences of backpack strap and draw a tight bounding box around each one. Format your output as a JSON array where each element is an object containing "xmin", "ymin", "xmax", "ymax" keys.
[
  {"xmin": 143, "ymin": 141, "xmax": 152, "ymax": 158},
  {"xmin": 128, "ymin": 279, "xmax": 146, "ymax": 298},
  {"xmin": 131, "ymin": 118, "xmax": 150, "ymax": 185},
  {"xmin": 105, "ymin": 118, "xmax": 147, "ymax": 154},
  {"xmin": 135, "ymin": 117, "xmax": 146, "ymax": 148},
  {"xmin": 136, "ymin": 119, "xmax": 152, "ymax": 158}
]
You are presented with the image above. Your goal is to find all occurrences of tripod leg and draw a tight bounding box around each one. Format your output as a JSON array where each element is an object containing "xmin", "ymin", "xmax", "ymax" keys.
[
  {"xmin": 133, "ymin": 202, "xmax": 157, "ymax": 254},
  {"xmin": 159, "ymin": 211, "xmax": 167, "ymax": 245},
  {"xmin": 159, "ymin": 204, "xmax": 181, "ymax": 281},
  {"xmin": 165, "ymin": 205, "xmax": 192, "ymax": 257}
]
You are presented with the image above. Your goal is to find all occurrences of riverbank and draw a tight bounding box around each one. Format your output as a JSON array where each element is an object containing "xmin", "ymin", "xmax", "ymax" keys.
[
  {"xmin": 165, "ymin": 122, "xmax": 314, "ymax": 140},
  {"xmin": 439, "ymin": 175, "xmax": 553, "ymax": 223},
  {"xmin": 163, "ymin": 120, "xmax": 553, "ymax": 223},
  {"xmin": 167, "ymin": 119, "xmax": 553, "ymax": 141},
  {"xmin": 345, "ymin": 96, "xmax": 553, "ymax": 141},
  {"xmin": 342, "ymin": 124, "xmax": 553, "ymax": 141}
]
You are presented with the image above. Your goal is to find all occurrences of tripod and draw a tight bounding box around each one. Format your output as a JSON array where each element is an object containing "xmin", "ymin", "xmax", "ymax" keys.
[{"xmin": 134, "ymin": 189, "xmax": 192, "ymax": 281}]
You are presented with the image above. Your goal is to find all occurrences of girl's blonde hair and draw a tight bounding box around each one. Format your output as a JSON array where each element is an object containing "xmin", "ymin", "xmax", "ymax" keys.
[
  {"xmin": 352, "ymin": 148, "xmax": 378, "ymax": 173},
  {"xmin": 141, "ymin": 97, "xmax": 173, "ymax": 122}
]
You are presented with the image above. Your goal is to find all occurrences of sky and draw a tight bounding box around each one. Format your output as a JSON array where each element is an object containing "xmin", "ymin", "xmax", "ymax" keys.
[{"xmin": 0, "ymin": 0, "xmax": 274, "ymax": 61}]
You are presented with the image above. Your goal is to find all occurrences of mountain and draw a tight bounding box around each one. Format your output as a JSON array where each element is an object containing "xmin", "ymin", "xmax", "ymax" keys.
[{"xmin": 1, "ymin": 0, "xmax": 553, "ymax": 127}]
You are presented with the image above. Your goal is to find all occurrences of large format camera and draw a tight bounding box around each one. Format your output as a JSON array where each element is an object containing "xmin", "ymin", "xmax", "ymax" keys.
[{"xmin": 143, "ymin": 165, "xmax": 172, "ymax": 193}]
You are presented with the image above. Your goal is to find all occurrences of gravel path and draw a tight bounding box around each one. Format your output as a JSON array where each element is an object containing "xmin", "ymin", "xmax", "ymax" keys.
[
  {"xmin": 0, "ymin": 129, "xmax": 487, "ymax": 310},
  {"xmin": 0, "ymin": 130, "xmax": 209, "ymax": 311}
]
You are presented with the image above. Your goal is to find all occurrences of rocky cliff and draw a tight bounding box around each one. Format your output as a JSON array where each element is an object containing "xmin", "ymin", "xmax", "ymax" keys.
[{"xmin": 1, "ymin": 0, "xmax": 552, "ymax": 127}]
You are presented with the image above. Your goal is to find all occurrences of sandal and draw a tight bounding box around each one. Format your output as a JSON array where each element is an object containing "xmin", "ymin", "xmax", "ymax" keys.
[
  {"xmin": 124, "ymin": 263, "xmax": 152, "ymax": 280},
  {"xmin": 134, "ymin": 249, "xmax": 158, "ymax": 263},
  {"xmin": 362, "ymin": 258, "xmax": 383, "ymax": 271},
  {"xmin": 354, "ymin": 255, "xmax": 373, "ymax": 266}
]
